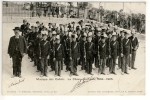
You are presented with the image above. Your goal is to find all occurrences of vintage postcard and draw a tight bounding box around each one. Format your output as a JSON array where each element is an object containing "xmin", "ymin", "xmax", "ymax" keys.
[{"xmin": 2, "ymin": 1, "xmax": 145, "ymax": 95}]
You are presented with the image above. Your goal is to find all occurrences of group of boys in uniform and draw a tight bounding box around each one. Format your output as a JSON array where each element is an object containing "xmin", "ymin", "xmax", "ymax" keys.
[{"xmin": 9, "ymin": 19, "xmax": 139, "ymax": 77}]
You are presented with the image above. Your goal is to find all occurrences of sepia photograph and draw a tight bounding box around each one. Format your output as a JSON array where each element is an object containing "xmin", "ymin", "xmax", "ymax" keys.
[{"xmin": 2, "ymin": 1, "xmax": 145, "ymax": 95}]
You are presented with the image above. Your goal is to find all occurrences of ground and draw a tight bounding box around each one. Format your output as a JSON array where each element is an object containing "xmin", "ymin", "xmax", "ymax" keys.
[{"xmin": 2, "ymin": 18, "xmax": 145, "ymax": 95}]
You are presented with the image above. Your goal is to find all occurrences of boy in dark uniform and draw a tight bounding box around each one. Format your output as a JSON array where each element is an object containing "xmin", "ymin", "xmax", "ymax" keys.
[
  {"xmin": 20, "ymin": 19, "xmax": 28, "ymax": 36},
  {"xmin": 39, "ymin": 32, "xmax": 50, "ymax": 77},
  {"xmin": 85, "ymin": 32, "xmax": 95, "ymax": 75},
  {"xmin": 129, "ymin": 29, "xmax": 139, "ymax": 70},
  {"xmin": 117, "ymin": 30, "xmax": 125, "ymax": 74},
  {"xmin": 92, "ymin": 28, "xmax": 101, "ymax": 68},
  {"xmin": 80, "ymin": 33, "xmax": 87, "ymax": 71},
  {"xmin": 98, "ymin": 34, "xmax": 108, "ymax": 75},
  {"xmin": 106, "ymin": 31, "xmax": 112, "ymax": 68},
  {"xmin": 122, "ymin": 31, "xmax": 132, "ymax": 74},
  {"xmin": 110, "ymin": 32, "xmax": 119, "ymax": 75},
  {"xmin": 70, "ymin": 34, "xmax": 80, "ymax": 76},
  {"xmin": 64, "ymin": 32, "xmax": 72, "ymax": 72},
  {"xmin": 53, "ymin": 35, "xmax": 64, "ymax": 77},
  {"xmin": 34, "ymin": 33, "xmax": 42, "ymax": 72},
  {"xmin": 49, "ymin": 31, "xmax": 56, "ymax": 72}
]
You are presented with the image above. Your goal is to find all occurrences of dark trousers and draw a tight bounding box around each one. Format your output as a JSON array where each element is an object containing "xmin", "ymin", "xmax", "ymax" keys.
[
  {"xmin": 64, "ymin": 55, "xmax": 70, "ymax": 71},
  {"xmin": 35, "ymin": 56, "xmax": 41, "ymax": 71},
  {"xmin": 131, "ymin": 50, "xmax": 136, "ymax": 68},
  {"xmin": 12, "ymin": 51, "xmax": 22, "ymax": 76},
  {"xmin": 61, "ymin": 60, "xmax": 63, "ymax": 70},
  {"xmin": 106, "ymin": 58, "xmax": 111, "ymax": 68},
  {"xmin": 81, "ymin": 57, "xmax": 86, "ymax": 70},
  {"xmin": 124, "ymin": 55, "xmax": 130, "ymax": 73},
  {"xmin": 50, "ymin": 55, "xmax": 55, "ymax": 71},
  {"xmin": 109, "ymin": 57, "xmax": 117, "ymax": 73},
  {"xmin": 99, "ymin": 59, "xmax": 106, "ymax": 74},
  {"xmin": 86, "ymin": 59, "xmax": 92, "ymax": 74},
  {"xmin": 41, "ymin": 58, "xmax": 48, "ymax": 76},
  {"xmin": 118, "ymin": 56, "xmax": 125, "ymax": 73},
  {"xmin": 70, "ymin": 58, "xmax": 77, "ymax": 74},
  {"xmin": 55, "ymin": 60, "xmax": 62, "ymax": 76},
  {"xmin": 28, "ymin": 49, "xmax": 34, "ymax": 61},
  {"xmin": 118, "ymin": 55, "xmax": 125, "ymax": 69},
  {"xmin": 94, "ymin": 54, "xmax": 99, "ymax": 68}
]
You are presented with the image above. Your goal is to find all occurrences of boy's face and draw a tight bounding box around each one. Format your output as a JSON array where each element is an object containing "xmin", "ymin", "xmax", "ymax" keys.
[
  {"xmin": 83, "ymin": 37, "xmax": 86, "ymax": 41},
  {"xmin": 43, "ymin": 35, "xmax": 47, "ymax": 40},
  {"xmin": 108, "ymin": 34, "xmax": 112, "ymax": 38},
  {"xmin": 112, "ymin": 36, "xmax": 116, "ymax": 41},
  {"xmin": 125, "ymin": 34, "xmax": 129, "ymax": 39},
  {"xmin": 102, "ymin": 38, "xmax": 105, "ymax": 43},
  {"xmin": 52, "ymin": 35, "xmax": 56, "ymax": 40},
  {"xmin": 97, "ymin": 32, "xmax": 101, "ymax": 36},
  {"xmin": 72, "ymin": 38, "xmax": 76, "ymax": 42},
  {"xmin": 65, "ymin": 32, "xmax": 68, "ymax": 36},
  {"xmin": 38, "ymin": 34, "xmax": 42, "ymax": 38},
  {"xmin": 56, "ymin": 39, "xmax": 60, "ymax": 44},
  {"xmin": 31, "ymin": 28, "xmax": 35, "ymax": 32},
  {"xmin": 87, "ymin": 37, "xmax": 92, "ymax": 42},
  {"xmin": 35, "ymin": 28, "xmax": 39, "ymax": 32},
  {"xmin": 132, "ymin": 33, "xmax": 135, "ymax": 37},
  {"xmin": 121, "ymin": 32, "xmax": 124, "ymax": 37}
]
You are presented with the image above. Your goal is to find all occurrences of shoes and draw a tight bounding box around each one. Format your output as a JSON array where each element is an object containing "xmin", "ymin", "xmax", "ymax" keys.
[
  {"xmin": 101, "ymin": 73, "xmax": 105, "ymax": 75},
  {"xmin": 49, "ymin": 69, "xmax": 54, "ymax": 72},
  {"xmin": 45, "ymin": 75, "xmax": 48, "ymax": 77},
  {"xmin": 36, "ymin": 70, "xmax": 40, "ymax": 72},
  {"xmin": 125, "ymin": 72, "xmax": 129, "ymax": 74},
  {"xmin": 19, "ymin": 75, "xmax": 22, "ymax": 78},
  {"xmin": 58, "ymin": 75, "xmax": 61, "ymax": 77},
  {"xmin": 132, "ymin": 67, "xmax": 137, "ymax": 70},
  {"xmin": 90, "ymin": 73, "xmax": 94, "ymax": 75},
  {"xmin": 112, "ymin": 72, "xmax": 117, "ymax": 75},
  {"xmin": 65, "ymin": 70, "xmax": 68, "ymax": 72},
  {"xmin": 74, "ymin": 73, "xmax": 79, "ymax": 76}
]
